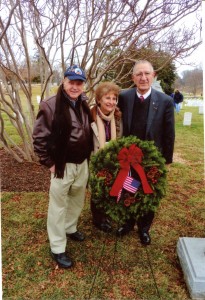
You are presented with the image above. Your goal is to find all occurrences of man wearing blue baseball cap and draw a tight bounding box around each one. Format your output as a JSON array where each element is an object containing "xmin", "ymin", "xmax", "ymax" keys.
[{"xmin": 33, "ymin": 65, "xmax": 93, "ymax": 268}]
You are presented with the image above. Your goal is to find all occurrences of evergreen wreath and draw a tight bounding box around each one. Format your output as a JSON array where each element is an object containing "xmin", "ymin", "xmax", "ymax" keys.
[{"xmin": 89, "ymin": 136, "xmax": 167, "ymax": 225}]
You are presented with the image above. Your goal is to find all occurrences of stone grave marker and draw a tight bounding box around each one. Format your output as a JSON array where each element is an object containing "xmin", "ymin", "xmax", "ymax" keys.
[
  {"xmin": 199, "ymin": 106, "xmax": 204, "ymax": 114},
  {"xmin": 183, "ymin": 112, "xmax": 192, "ymax": 126},
  {"xmin": 177, "ymin": 237, "xmax": 205, "ymax": 300},
  {"xmin": 152, "ymin": 77, "xmax": 164, "ymax": 93},
  {"xmin": 36, "ymin": 95, "xmax": 41, "ymax": 104}
]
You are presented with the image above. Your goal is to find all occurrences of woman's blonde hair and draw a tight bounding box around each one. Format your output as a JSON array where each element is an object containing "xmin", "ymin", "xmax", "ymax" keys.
[{"xmin": 95, "ymin": 81, "xmax": 120, "ymax": 105}]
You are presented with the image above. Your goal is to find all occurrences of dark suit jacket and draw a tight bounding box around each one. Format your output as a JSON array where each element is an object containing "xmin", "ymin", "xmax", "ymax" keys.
[{"xmin": 118, "ymin": 88, "xmax": 175, "ymax": 164}]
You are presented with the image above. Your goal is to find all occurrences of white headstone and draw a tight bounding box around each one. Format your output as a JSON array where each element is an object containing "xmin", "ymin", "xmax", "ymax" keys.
[
  {"xmin": 199, "ymin": 106, "xmax": 204, "ymax": 114},
  {"xmin": 177, "ymin": 237, "xmax": 205, "ymax": 300},
  {"xmin": 152, "ymin": 77, "xmax": 164, "ymax": 93},
  {"xmin": 183, "ymin": 112, "xmax": 192, "ymax": 126},
  {"xmin": 185, "ymin": 99, "xmax": 203, "ymax": 107},
  {"xmin": 13, "ymin": 112, "xmax": 24, "ymax": 123},
  {"xmin": 36, "ymin": 95, "xmax": 41, "ymax": 104}
]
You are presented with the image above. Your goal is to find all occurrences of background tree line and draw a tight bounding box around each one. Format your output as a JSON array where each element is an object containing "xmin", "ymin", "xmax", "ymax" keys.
[
  {"xmin": 175, "ymin": 67, "xmax": 203, "ymax": 96},
  {"xmin": 0, "ymin": 0, "xmax": 202, "ymax": 162}
]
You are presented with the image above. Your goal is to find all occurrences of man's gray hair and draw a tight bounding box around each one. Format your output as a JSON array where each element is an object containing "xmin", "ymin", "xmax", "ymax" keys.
[{"xmin": 133, "ymin": 60, "xmax": 154, "ymax": 74}]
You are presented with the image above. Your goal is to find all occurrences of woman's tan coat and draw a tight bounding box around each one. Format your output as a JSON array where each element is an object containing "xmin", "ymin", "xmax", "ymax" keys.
[{"xmin": 90, "ymin": 105, "xmax": 122, "ymax": 154}]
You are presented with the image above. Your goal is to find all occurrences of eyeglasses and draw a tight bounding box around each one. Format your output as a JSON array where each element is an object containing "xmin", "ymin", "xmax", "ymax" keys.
[{"xmin": 133, "ymin": 72, "xmax": 152, "ymax": 78}]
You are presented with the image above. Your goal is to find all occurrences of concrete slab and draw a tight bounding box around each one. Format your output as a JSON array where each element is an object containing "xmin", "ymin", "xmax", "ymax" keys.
[{"xmin": 177, "ymin": 237, "xmax": 205, "ymax": 300}]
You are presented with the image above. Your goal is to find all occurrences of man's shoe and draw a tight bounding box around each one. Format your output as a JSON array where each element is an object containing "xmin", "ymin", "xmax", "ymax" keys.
[
  {"xmin": 67, "ymin": 231, "xmax": 85, "ymax": 241},
  {"xmin": 116, "ymin": 224, "xmax": 134, "ymax": 237},
  {"xmin": 51, "ymin": 252, "xmax": 73, "ymax": 268},
  {"xmin": 93, "ymin": 221, "xmax": 112, "ymax": 233},
  {"xmin": 139, "ymin": 231, "xmax": 151, "ymax": 245}
]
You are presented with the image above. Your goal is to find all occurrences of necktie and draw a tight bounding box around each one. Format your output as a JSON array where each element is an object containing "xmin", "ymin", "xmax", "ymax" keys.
[{"xmin": 139, "ymin": 95, "xmax": 144, "ymax": 102}]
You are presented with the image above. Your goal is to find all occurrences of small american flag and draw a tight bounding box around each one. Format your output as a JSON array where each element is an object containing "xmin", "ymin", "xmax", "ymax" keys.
[
  {"xmin": 117, "ymin": 176, "xmax": 141, "ymax": 202},
  {"xmin": 123, "ymin": 176, "xmax": 141, "ymax": 193}
]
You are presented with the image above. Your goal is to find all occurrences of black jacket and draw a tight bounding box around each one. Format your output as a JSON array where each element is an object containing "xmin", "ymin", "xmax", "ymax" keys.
[
  {"xmin": 118, "ymin": 88, "xmax": 175, "ymax": 164},
  {"xmin": 174, "ymin": 92, "xmax": 183, "ymax": 104}
]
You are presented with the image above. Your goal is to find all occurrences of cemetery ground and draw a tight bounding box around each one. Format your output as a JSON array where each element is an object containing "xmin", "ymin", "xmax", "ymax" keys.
[{"xmin": 1, "ymin": 105, "xmax": 205, "ymax": 300}]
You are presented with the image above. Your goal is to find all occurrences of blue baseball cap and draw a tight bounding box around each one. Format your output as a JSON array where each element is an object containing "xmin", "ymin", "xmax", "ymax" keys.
[{"xmin": 64, "ymin": 65, "xmax": 86, "ymax": 81}]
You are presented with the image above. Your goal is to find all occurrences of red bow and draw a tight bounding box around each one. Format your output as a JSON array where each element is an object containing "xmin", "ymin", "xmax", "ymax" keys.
[{"xmin": 110, "ymin": 144, "xmax": 153, "ymax": 196}]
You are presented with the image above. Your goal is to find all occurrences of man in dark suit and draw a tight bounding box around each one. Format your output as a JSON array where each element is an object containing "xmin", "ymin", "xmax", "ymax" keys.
[{"xmin": 117, "ymin": 60, "xmax": 175, "ymax": 245}]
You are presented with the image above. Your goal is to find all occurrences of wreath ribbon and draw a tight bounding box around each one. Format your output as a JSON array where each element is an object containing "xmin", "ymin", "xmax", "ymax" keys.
[{"xmin": 110, "ymin": 144, "xmax": 153, "ymax": 196}]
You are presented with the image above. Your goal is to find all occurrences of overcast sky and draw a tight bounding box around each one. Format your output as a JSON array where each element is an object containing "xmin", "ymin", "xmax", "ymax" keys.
[
  {"xmin": 175, "ymin": 2, "xmax": 203, "ymax": 76},
  {"xmin": 176, "ymin": 44, "xmax": 203, "ymax": 76}
]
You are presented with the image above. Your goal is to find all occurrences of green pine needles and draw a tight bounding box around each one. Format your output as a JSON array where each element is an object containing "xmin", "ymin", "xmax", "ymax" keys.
[{"xmin": 89, "ymin": 136, "xmax": 167, "ymax": 225}]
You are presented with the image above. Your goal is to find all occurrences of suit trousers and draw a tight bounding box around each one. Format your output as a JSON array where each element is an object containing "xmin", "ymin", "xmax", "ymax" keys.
[
  {"xmin": 47, "ymin": 159, "xmax": 89, "ymax": 254},
  {"xmin": 91, "ymin": 200, "xmax": 108, "ymax": 224},
  {"xmin": 124, "ymin": 211, "xmax": 155, "ymax": 233}
]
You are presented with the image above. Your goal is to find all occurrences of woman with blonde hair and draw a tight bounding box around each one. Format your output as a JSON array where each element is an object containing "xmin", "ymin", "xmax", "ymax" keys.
[{"xmin": 90, "ymin": 81, "xmax": 122, "ymax": 232}]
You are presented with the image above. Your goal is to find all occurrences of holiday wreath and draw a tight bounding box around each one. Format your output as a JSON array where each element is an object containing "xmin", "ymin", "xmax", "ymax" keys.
[{"xmin": 89, "ymin": 136, "xmax": 167, "ymax": 225}]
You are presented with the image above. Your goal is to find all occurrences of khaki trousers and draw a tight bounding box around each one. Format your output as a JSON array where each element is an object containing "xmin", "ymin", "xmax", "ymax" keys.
[{"xmin": 47, "ymin": 159, "xmax": 88, "ymax": 254}]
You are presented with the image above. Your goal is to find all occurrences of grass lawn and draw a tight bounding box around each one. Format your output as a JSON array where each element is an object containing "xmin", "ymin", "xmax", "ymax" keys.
[{"xmin": 1, "ymin": 104, "xmax": 205, "ymax": 300}]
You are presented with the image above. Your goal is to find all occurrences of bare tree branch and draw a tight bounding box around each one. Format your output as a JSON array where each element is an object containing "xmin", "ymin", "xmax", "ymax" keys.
[
  {"xmin": 0, "ymin": 0, "xmax": 19, "ymax": 43},
  {"xmin": 0, "ymin": 0, "xmax": 202, "ymax": 162}
]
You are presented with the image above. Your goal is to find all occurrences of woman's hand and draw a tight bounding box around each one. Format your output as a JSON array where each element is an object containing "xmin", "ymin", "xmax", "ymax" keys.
[{"xmin": 49, "ymin": 165, "xmax": 55, "ymax": 173}]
